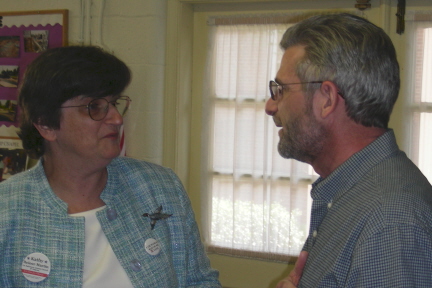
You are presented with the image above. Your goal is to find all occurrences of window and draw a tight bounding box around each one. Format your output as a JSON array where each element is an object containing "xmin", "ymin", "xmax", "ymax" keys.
[
  {"xmin": 405, "ymin": 13, "xmax": 432, "ymax": 183},
  {"xmin": 199, "ymin": 9, "xmax": 432, "ymax": 263},
  {"xmin": 201, "ymin": 19, "xmax": 314, "ymax": 260}
]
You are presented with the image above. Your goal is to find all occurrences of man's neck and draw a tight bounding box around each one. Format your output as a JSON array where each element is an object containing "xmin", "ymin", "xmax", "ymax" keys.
[{"xmin": 311, "ymin": 125, "xmax": 386, "ymax": 178}]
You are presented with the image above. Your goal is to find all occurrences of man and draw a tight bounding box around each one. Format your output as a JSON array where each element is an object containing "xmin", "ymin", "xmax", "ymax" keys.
[{"xmin": 266, "ymin": 13, "xmax": 432, "ymax": 287}]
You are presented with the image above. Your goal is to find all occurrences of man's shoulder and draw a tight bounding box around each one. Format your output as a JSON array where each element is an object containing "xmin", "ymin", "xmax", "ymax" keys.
[
  {"xmin": 363, "ymin": 151, "xmax": 432, "ymax": 225},
  {"xmin": 372, "ymin": 150, "xmax": 432, "ymax": 195}
]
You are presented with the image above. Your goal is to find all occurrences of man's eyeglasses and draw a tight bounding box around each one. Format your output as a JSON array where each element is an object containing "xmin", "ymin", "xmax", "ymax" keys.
[
  {"xmin": 269, "ymin": 80, "xmax": 323, "ymax": 101},
  {"xmin": 61, "ymin": 96, "xmax": 131, "ymax": 121}
]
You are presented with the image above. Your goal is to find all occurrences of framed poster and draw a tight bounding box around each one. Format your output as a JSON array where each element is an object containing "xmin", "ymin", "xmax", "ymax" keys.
[{"xmin": 0, "ymin": 10, "xmax": 68, "ymax": 167}]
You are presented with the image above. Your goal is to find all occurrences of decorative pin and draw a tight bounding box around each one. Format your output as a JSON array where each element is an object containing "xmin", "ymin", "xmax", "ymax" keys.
[{"xmin": 142, "ymin": 205, "xmax": 172, "ymax": 230}]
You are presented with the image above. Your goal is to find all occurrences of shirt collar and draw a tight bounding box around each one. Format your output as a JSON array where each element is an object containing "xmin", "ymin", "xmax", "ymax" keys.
[{"xmin": 311, "ymin": 129, "xmax": 399, "ymax": 203}]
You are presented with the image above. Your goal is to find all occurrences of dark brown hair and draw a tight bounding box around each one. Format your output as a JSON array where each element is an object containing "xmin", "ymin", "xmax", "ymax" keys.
[{"xmin": 18, "ymin": 45, "xmax": 131, "ymax": 158}]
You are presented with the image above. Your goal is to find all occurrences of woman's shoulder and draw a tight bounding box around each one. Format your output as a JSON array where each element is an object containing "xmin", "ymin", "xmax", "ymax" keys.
[
  {"xmin": 107, "ymin": 157, "xmax": 186, "ymax": 204},
  {"xmin": 110, "ymin": 157, "xmax": 181, "ymax": 188},
  {"xmin": 112, "ymin": 156, "xmax": 174, "ymax": 175},
  {"xmin": 0, "ymin": 164, "xmax": 40, "ymax": 190},
  {"xmin": 0, "ymin": 165, "xmax": 43, "ymax": 214}
]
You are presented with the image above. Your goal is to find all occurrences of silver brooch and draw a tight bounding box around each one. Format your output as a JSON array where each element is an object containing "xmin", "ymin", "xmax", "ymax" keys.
[{"xmin": 142, "ymin": 205, "xmax": 172, "ymax": 230}]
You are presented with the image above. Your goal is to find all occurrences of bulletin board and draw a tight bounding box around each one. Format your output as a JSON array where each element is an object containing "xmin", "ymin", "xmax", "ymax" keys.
[{"xmin": 0, "ymin": 9, "xmax": 68, "ymax": 180}]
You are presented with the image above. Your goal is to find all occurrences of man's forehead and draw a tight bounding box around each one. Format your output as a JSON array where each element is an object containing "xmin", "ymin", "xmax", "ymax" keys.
[{"xmin": 276, "ymin": 45, "xmax": 306, "ymax": 82}]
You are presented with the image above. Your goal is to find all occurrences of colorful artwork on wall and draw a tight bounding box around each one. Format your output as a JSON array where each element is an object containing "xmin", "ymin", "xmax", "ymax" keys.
[{"xmin": 0, "ymin": 10, "xmax": 68, "ymax": 167}]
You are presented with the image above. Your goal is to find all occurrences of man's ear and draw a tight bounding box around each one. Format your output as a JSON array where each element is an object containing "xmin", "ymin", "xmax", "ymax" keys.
[
  {"xmin": 315, "ymin": 81, "xmax": 342, "ymax": 119},
  {"xmin": 33, "ymin": 123, "xmax": 57, "ymax": 142}
]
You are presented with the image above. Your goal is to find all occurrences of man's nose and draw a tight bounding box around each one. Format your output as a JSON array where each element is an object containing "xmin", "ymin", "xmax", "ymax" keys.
[{"xmin": 265, "ymin": 97, "xmax": 278, "ymax": 116}]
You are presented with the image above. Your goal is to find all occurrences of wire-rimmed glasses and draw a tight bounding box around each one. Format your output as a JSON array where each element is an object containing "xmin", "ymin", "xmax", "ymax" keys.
[
  {"xmin": 61, "ymin": 96, "xmax": 131, "ymax": 121},
  {"xmin": 269, "ymin": 80, "xmax": 324, "ymax": 101}
]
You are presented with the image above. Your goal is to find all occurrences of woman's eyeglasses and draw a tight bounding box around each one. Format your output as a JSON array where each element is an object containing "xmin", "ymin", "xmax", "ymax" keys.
[{"xmin": 61, "ymin": 96, "xmax": 131, "ymax": 121}]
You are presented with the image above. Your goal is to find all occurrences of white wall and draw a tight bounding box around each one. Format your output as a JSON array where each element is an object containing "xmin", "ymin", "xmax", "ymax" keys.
[{"xmin": 1, "ymin": 0, "xmax": 167, "ymax": 164}]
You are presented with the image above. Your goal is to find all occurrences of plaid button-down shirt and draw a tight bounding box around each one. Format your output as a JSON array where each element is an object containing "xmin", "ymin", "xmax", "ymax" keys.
[{"xmin": 300, "ymin": 130, "xmax": 432, "ymax": 287}]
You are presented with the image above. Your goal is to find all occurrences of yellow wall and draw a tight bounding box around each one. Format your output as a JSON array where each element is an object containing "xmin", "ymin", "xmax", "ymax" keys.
[{"xmin": 3, "ymin": 0, "xmax": 432, "ymax": 287}]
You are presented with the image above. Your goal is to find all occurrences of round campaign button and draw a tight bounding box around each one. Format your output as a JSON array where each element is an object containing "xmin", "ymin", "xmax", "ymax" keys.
[
  {"xmin": 145, "ymin": 238, "xmax": 161, "ymax": 255},
  {"xmin": 21, "ymin": 252, "xmax": 51, "ymax": 283}
]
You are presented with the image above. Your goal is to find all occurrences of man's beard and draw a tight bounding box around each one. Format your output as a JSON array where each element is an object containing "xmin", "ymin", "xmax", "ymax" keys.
[{"xmin": 277, "ymin": 108, "xmax": 326, "ymax": 164}]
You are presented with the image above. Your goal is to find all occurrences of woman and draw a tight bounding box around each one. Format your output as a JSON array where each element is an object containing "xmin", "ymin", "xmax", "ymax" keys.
[{"xmin": 0, "ymin": 46, "xmax": 220, "ymax": 287}]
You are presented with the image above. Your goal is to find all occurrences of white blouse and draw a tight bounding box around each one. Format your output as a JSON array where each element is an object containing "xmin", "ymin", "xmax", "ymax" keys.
[{"xmin": 70, "ymin": 206, "xmax": 134, "ymax": 288}]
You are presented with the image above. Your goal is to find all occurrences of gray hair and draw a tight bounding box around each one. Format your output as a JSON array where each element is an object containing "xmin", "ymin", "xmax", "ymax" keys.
[{"xmin": 280, "ymin": 13, "xmax": 400, "ymax": 128}]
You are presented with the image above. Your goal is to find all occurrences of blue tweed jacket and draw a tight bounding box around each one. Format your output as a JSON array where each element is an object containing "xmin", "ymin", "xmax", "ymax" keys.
[{"xmin": 0, "ymin": 157, "xmax": 220, "ymax": 287}]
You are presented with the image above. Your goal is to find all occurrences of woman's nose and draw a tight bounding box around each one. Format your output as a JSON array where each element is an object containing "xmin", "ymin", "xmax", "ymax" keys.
[{"xmin": 105, "ymin": 104, "xmax": 124, "ymax": 125}]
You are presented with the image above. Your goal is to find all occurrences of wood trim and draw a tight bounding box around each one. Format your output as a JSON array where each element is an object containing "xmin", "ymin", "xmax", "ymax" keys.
[
  {"xmin": 208, "ymin": 245, "xmax": 298, "ymax": 264},
  {"xmin": 164, "ymin": 1, "xmax": 193, "ymax": 185}
]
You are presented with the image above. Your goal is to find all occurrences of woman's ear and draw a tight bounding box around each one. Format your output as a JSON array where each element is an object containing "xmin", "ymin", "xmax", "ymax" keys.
[{"xmin": 33, "ymin": 123, "xmax": 57, "ymax": 142}]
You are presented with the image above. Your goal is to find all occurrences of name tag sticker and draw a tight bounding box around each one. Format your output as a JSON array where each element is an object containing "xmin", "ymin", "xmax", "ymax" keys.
[{"xmin": 21, "ymin": 252, "xmax": 51, "ymax": 283}]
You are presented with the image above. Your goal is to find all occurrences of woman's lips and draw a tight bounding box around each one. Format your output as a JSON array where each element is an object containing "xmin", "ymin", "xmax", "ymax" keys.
[{"xmin": 104, "ymin": 132, "xmax": 119, "ymax": 139}]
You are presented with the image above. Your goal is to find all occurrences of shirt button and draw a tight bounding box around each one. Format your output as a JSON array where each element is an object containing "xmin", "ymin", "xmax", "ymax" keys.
[
  {"xmin": 313, "ymin": 230, "xmax": 318, "ymax": 238},
  {"xmin": 130, "ymin": 259, "xmax": 142, "ymax": 272},
  {"xmin": 327, "ymin": 202, "xmax": 332, "ymax": 209},
  {"xmin": 106, "ymin": 208, "xmax": 118, "ymax": 221}
]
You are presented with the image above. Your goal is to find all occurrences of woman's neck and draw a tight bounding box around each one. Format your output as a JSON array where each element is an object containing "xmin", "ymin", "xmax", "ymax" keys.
[{"xmin": 41, "ymin": 154, "xmax": 109, "ymax": 213}]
